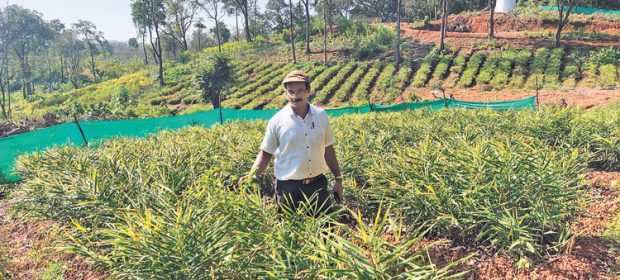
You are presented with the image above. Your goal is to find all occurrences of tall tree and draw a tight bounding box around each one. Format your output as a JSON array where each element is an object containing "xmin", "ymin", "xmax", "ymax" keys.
[
  {"xmin": 222, "ymin": 0, "xmax": 252, "ymax": 42},
  {"xmin": 488, "ymin": 0, "xmax": 496, "ymax": 39},
  {"xmin": 554, "ymin": 0, "xmax": 578, "ymax": 47},
  {"xmin": 194, "ymin": 19, "xmax": 207, "ymax": 50},
  {"xmin": 394, "ymin": 0, "xmax": 401, "ymax": 64},
  {"xmin": 288, "ymin": 0, "xmax": 297, "ymax": 63},
  {"xmin": 59, "ymin": 29, "xmax": 85, "ymax": 89},
  {"xmin": 164, "ymin": 0, "xmax": 196, "ymax": 51},
  {"xmin": 439, "ymin": 0, "xmax": 448, "ymax": 50},
  {"xmin": 137, "ymin": 27, "xmax": 150, "ymax": 65},
  {"xmin": 300, "ymin": 0, "xmax": 311, "ymax": 53},
  {"xmin": 351, "ymin": 0, "xmax": 397, "ymax": 22},
  {"xmin": 73, "ymin": 20, "xmax": 108, "ymax": 82},
  {"xmin": 5, "ymin": 5, "xmax": 53, "ymax": 98},
  {"xmin": 0, "ymin": 8, "xmax": 13, "ymax": 119},
  {"xmin": 197, "ymin": 0, "xmax": 225, "ymax": 52},
  {"xmin": 131, "ymin": 0, "xmax": 167, "ymax": 86}
]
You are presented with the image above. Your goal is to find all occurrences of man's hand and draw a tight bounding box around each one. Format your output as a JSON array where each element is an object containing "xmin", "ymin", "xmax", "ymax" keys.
[
  {"xmin": 238, "ymin": 174, "xmax": 252, "ymax": 186},
  {"xmin": 333, "ymin": 178, "xmax": 344, "ymax": 203}
]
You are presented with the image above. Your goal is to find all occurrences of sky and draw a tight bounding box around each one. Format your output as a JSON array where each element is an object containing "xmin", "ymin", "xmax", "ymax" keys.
[{"xmin": 7, "ymin": 0, "xmax": 267, "ymax": 42}]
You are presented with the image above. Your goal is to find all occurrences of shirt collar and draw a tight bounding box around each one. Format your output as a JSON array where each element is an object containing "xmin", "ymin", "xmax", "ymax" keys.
[{"xmin": 287, "ymin": 103, "xmax": 314, "ymax": 118}]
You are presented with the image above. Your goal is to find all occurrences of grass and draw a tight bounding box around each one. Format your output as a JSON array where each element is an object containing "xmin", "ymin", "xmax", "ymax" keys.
[{"xmin": 12, "ymin": 104, "xmax": 620, "ymax": 277}]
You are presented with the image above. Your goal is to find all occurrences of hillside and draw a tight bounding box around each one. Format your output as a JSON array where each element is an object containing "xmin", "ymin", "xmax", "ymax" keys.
[{"xmin": 1, "ymin": 10, "xmax": 619, "ymax": 138}]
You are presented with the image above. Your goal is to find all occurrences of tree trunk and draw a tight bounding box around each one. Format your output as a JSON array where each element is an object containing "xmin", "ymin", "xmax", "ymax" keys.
[
  {"xmin": 439, "ymin": 0, "xmax": 447, "ymax": 50},
  {"xmin": 395, "ymin": 0, "xmax": 401, "ymax": 65},
  {"xmin": 216, "ymin": 21, "xmax": 222, "ymax": 52},
  {"xmin": 288, "ymin": 0, "xmax": 297, "ymax": 63},
  {"xmin": 554, "ymin": 1, "xmax": 574, "ymax": 48},
  {"xmin": 142, "ymin": 33, "xmax": 149, "ymax": 65},
  {"xmin": 304, "ymin": 0, "xmax": 310, "ymax": 54},
  {"xmin": 488, "ymin": 0, "xmax": 495, "ymax": 39},
  {"xmin": 235, "ymin": 9, "xmax": 240, "ymax": 41},
  {"xmin": 60, "ymin": 56, "xmax": 65, "ymax": 84},
  {"xmin": 322, "ymin": 0, "xmax": 327, "ymax": 64},
  {"xmin": 243, "ymin": 1, "xmax": 252, "ymax": 41}
]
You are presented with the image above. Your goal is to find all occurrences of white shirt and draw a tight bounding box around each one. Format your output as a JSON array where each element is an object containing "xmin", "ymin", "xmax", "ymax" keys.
[{"xmin": 260, "ymin": 103, "xmax": 335, "ymax": 180}]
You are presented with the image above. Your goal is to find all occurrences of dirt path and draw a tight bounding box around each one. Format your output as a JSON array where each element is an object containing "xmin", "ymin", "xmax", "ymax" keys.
[{"xmin": 0, "ymin": 196, "xmax": 106, "ymax": 279}]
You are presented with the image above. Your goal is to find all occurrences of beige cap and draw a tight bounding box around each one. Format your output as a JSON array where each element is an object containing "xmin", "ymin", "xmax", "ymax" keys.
[{"xmin": 282, "ymin": 70, "xmax": 310, "ymax": 85}]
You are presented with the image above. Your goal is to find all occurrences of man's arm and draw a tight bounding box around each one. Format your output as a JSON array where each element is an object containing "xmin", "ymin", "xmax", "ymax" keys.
[
  {"xmin": 324, "ymin": 145, "xmax": 344, "ymax": 201},
  {"xmin": 251, "ymin": 150, "xmax": 273, "ymax": 177},
  {"xmin": 239, "ymin": 150, "xmax": 272, "ymax": 184}
]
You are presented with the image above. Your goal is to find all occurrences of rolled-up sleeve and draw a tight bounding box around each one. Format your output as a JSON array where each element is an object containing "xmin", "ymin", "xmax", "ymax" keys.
[{"xmin": 260, "ymin": 119, "xmax": 278, "ymax": 154}]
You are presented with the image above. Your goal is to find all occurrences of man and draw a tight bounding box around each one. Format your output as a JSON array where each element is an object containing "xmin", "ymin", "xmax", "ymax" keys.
[{"xmin": 241, "ymin": 70, "xmax": 343, "ymax": 214}]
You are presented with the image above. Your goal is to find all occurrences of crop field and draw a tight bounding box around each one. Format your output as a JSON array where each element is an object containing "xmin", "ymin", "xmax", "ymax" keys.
[
  {"xmin": 13, "ymin": 45, "xmax": 618, "ymax": 124},
  {"xmin": 4, "ymin": 103, "xmax": 619, "ymax": 278}
]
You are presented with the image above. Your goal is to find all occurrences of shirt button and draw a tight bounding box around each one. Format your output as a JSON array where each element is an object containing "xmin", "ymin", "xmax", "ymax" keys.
[
  {"xmin": 305, "ymin": 134, "xmax": 307, "ymax": 136},
  {"xmin": 307, "ymin": 146, "xmax": 309, "ymax": 148},
  {"xmin": 309, "ymin": 160, "xmax": 312, "ymax": 162}
]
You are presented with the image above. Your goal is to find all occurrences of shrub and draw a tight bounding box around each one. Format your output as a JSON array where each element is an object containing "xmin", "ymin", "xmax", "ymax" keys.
[
  {"xmin": 598, "ymin": 64, "xmax": 618, "ymax": 88},
  {"xmin": 543, "ymin": 48, "xmax": 564, "ymax": 86},
  {"xmin": 525, "ymin": 48, "xmax": 550, "ymax": 89},
  {"xmin": 458, "ymin": 52, "xmax": 485, "ymax": 87},
  {"xmin": 411, "ymin": 48, "xmax": 439, "ymax": 87}
]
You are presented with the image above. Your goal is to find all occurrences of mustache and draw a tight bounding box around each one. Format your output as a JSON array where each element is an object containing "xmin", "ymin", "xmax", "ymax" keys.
[{"xmin": 288, "ymin": 98, "xmax": 303, "ymax": 102}]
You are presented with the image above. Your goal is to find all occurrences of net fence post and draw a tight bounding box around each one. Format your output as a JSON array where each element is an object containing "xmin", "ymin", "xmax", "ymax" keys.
[
  {"xmin": 535, "ymin": 75, "xmax": 540, "ymax": 112},
  {"xmin": 73, "ymin": 113, "xmax": 88, "ymax": 147}
]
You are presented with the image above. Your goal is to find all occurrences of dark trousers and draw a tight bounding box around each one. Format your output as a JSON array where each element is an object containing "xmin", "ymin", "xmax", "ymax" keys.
[{"xmin": 275, "ymin": 174, "xmax": 332, "ymax": 216}]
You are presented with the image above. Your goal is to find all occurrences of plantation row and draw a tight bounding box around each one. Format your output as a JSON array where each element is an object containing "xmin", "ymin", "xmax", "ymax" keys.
[
  {"xmin": 17, "ymin": 46, "xmax": 618, "ymax": 123},
  {"xmin": 13, "ymin": 104, "xmax": 620, "ymax": 278},
  {"xmin": 215, "ymin": 46, "xmax": 618, "ymax": 110}
]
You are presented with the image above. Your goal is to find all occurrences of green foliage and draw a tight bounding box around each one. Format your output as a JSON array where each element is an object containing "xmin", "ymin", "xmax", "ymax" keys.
[
  {"xmin": 598, "ymin": 64, "xmax": 618, "ymax": 88},
  {"xmin": 412, "ymin": 48, "xmax": 439, "ymax": 88},
  {"xmin": 543, "ymin": 48, "xmax": 564, "ymax": 86},
  {"xmin": 41, "ymin": 262, "xmax": 68, "ymax": 280},
  {"xmin": 525, "ymin": 48, "xmax": 550, "ymax": 89},
  {"xmin": 17, "ymin": 106, "xmax": 620, "ymax": 276},
  {"xmin": 458, "ymin": 52, "xmax": 485, "ymax": 87},
  {"xmin": 374, "ymin": 63, "xmax": 397, "ymax": 103},
  {"xmin": 476, "ymin": 53, "xmax": 501, "ymax": 85},
  {"xmin": 490, "ymin": 51, "xmax": 516, "ymax": 89},
  {"xmin": 352, "ymin": 63, "xmax": 382, "ymax": 103},
  {"xmin": 331, "ymin": 63, "xmax": 369, "ymax": 104},
  {"xmin": 313, "ymin": 63, "xmax": 357, "ymax": 105},
  {"xmin": 193, "ymin": 53, "xmax": 235, "ymax": 108},
  {"xmin": 562, "ymin": 65, "xmax": 579, "ymax": 88}
]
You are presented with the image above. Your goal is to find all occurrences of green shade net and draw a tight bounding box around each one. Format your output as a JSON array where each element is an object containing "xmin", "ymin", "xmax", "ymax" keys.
[
  {"xmin": 539, "ymin": 5, "xmax": 620, "ymax": 16},
  {"xmin": 0, "ymin": 96, "xmax": 535, "ymax": 182}
]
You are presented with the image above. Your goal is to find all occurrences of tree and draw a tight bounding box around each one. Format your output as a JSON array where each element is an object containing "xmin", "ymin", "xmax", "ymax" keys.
[
  {"xmin": 209, "ymin": 22, "xmax": 231, "ymax": 43},
  {"xmin": 137, "ymin": 27, "xmax": 149, "ymax": 65},
  {"xmin": 488, "ymin": 0, "xmax": 496, "ymax": 39},
  {"xmin": 288, "ymin": 0, "xmax": 297, "ymax": 63},
  {"xmin": 300, "ymin": 0, "xmax": 311, "ymax": 53},
  {"xmin": 194, "ymin": 19, "xmax": 207, "ymax": 50},
  {"xmin": 58, "ymin": 29, "xmax": 85, "ymax": 89},
  {"xmin": 394, "ymin": 0, "xmax": 401, "ymax": 64},
  {"xmin": 194, "ymin": 52, "xmax": 235, "ymax": 109},
  {"xmin": 222, "ymin": 0, "xmax": 252, "ymax": 42},
  {"xmin": 439, "ymin": 0, "xmax": 448, "ymax": 50},
  {"xmin": 266, "ymin": 0, "xmax": 290, "ymax": 33},
  {"xmin": 0, "ymin": 8, "xmax": 13, "ymax": 119},
  {"xmin": 164, "ymin": 0, "xmax": 196, "ymax": 51},
  {"xmin": 554, "ymin": 0, "xmax": 578, "ymax": 47},
  {"xmin": 351, "ymin": 0, "xmax": 397, "ymax": 22},
  {"xmin": 73, "ymin": 20, "xmax": 109, "ymax": 82},
  {"xmin": 198, "ymin": 0, "xmax": 225, "ymax": 52},
  {"xmin": 5, "ymin": 5, "xmax": 53, "ymax": 98},
  {"xmin": 131, "ymin": 0, "xmax": 167, "ymax": 86}
]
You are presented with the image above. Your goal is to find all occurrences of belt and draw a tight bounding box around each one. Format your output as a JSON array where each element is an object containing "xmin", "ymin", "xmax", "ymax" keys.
[{"xmin": 301, "ymin": 174, "xmax": 324, "ymax": 185}]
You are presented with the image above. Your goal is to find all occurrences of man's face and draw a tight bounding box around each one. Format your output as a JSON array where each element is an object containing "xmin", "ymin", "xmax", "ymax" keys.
[{"xmin": 284, "ymin": 82, "xmax": 309, "ymax": 106}]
